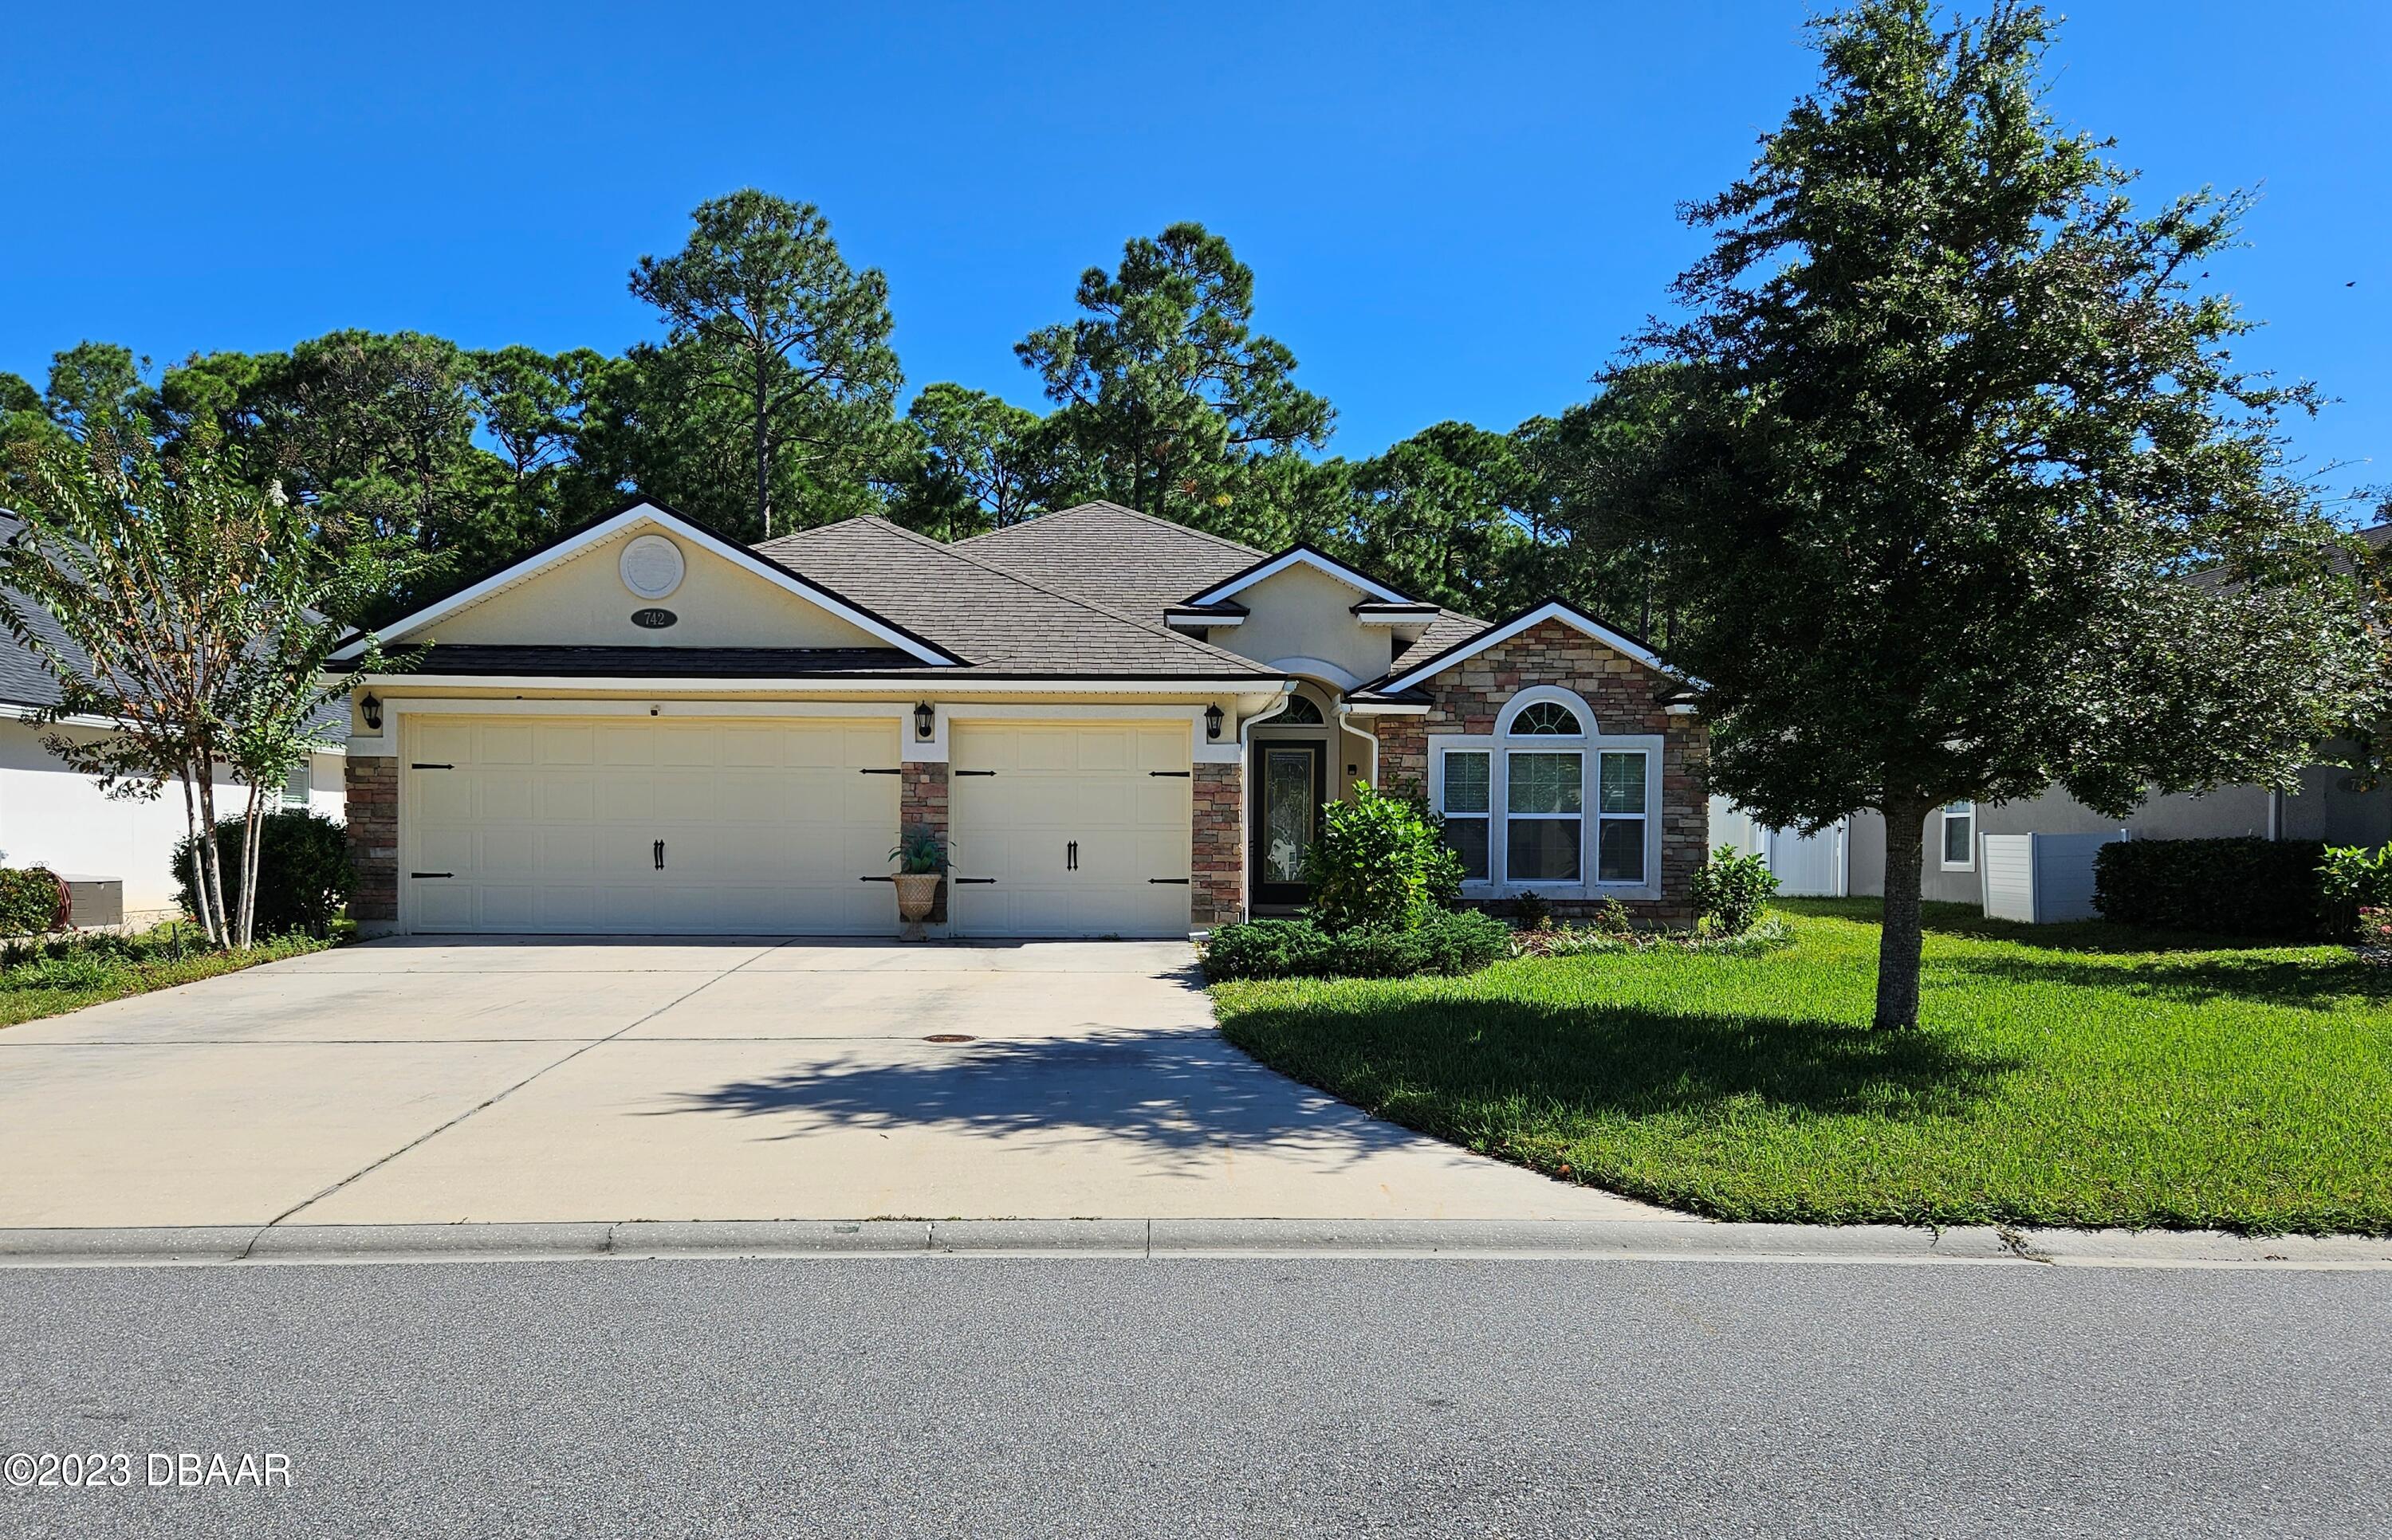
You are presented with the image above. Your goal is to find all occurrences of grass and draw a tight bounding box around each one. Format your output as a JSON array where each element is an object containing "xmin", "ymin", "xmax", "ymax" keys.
[
  {"xmin": 0, "ymin": 924, "xmax": 334, "ymax": 1029},
  {"xmin": 1210, "ymin": 898, "xmax": 2392, "ymax": 1235}
]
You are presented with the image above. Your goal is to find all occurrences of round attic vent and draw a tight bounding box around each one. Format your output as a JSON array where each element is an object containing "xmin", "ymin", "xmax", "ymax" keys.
[{"xmin": 620, "ymin": 533, "xmax": 686, "ymax": 600}]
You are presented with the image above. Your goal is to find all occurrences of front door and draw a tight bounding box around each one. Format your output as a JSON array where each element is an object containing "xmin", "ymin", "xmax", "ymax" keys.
[{"xmin": 1253, "ymin": 741, "xmax": 1327, "ymax": 907}]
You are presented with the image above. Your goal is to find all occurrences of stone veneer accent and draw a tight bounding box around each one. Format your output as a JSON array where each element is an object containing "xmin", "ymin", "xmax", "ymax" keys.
[
  {"xmin": 345, "ymin": 755, "xmax": 399, "ymax": 925},
  {"xmin": 1192, "ymin": 760, "xmax": 1244, "ymax": 926},
  {"xmin": 901, "ymin": 760, "xmax": 950, "ymax": 924},
  {"xmin": 1371, "ymin": 617, "xmax": 1709, "ymax": 924}
]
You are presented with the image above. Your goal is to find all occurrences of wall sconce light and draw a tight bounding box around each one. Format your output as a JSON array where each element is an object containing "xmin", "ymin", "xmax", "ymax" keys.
[
  {"xmin": 913, "ymin": 701, "xmax": 936, "ymax": 741},
  {"xmin": 1204, "ymin": 703, "xmax": 1224, "ymax": 741},
  {"xmin": 361, "ymin": 694, "xmax": 383, "ymax": 732}
]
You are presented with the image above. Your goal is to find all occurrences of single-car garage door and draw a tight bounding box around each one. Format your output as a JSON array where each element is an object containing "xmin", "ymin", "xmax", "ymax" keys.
[
  {"xmin": 947, "ymin": 721, "xmax": 1191, "ymax": 938},
  {"xmin": 403, "ymin": 715, "xmax": 898, "ymax": 934}
]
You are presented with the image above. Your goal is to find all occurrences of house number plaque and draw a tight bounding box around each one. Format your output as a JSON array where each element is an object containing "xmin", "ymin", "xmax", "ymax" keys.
[{"xmin": 631, "ymin": 608, "xmax": 678, "ymax": 629}]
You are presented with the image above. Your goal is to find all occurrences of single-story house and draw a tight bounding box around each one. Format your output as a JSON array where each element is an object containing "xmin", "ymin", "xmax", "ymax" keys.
[
  {"xmin": 0, "ymin": 540, "xmax": 348, "ymax": 927},
  {"xmin": 334, "ymin": 498, "xmax": 1710, "ymax": 937}
]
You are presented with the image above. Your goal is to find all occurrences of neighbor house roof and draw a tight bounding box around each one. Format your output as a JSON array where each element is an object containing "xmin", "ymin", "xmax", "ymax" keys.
[
  {"xmin": 956, "ymin": 501, "xmax": 1265, "ymax": 620},
  {"xmin": 754, "ymin": 516, "xmax": 1281, "ymax": 680}
]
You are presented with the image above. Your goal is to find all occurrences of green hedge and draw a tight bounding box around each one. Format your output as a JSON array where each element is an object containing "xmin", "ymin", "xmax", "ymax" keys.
[
  {"xmin": 2091, "ymin": 838, "xmax": 2331, "ymax": 941},
  {"xmin": 174, "ymin": 808, "xmax": 356, "ymax": 939},
  {"xmin": 1202, "ymin": 909, "xmax": 1511, "ymax": 982},
  {"xmin": 0, "ymin": 868, "xmax": 63, "ymax": 936}
]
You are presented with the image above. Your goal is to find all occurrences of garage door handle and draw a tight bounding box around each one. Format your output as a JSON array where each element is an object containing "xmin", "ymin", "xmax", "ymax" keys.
[
  {"xmin": 1066, "ymin": 840, "xmax": 1077, "ymax": 872},
  {"xmin": 1148, "ymin": 878, "xmax": 1190, "ymax": 885},
  {"xmin": 654, "ymin": 839, "xmax": 665, "ymax": 870}
]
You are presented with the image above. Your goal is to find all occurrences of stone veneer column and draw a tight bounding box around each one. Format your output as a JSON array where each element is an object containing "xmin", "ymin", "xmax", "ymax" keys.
[
  {"xmin": 901, "ymin": 760, "xmax": 950, "ymax": 923},
  {"xmin": 345, "ymin": 755, "xmax": 399, "ymax": 925},
  {"xmin": 1191, "ymin": 760, "xmax": 1244, "ymax": 927},
  {"xmin": 1371, "ymin": 716, "xmax": 1429, "ymax": 796}
]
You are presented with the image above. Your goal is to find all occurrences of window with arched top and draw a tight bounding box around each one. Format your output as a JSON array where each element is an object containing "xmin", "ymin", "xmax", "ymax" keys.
[
  {"xmin": 1277, "ymin": 696, "xmax": 1325, "ymax": 725},
  {"xmin": 1430, "ymin": 686, "xmax": 1663, "ymax": 895},
  {"xmin": 1509, "ymin": 701, "xmax": 1581, "ymax": 737}
]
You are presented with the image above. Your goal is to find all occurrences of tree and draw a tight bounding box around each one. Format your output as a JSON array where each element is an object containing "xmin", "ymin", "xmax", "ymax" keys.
[
  {"xmin": 1627, "ymin": 0, "xmax": 2368, "ymax": 1030},
  {"xmin": 1016, "ymin": 222, "xmax": 1332, "ymax": 538},
  {"xmin": 1340, "ymin": 422, "xmax": 1536, "ymax": 614},
  {"xmin": 628, "ymin": 191, "xmax": 902, "ymax": 540},
  {"xmin": 42, "ymin": 342, "xmax": 156, "ymax": 444},
  {"xmin": 888, "ymin": 383, "xmax": 1048, "ymax": 540},
  {"xmin": 0, "ymin": 432, "xmax": 416, "ymax": 945}
]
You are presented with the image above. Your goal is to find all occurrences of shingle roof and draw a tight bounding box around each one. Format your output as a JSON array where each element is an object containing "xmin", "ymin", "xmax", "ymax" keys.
[
  {"xmin": 956, "ymin": 501, "xmax": 1265, "ymax": 620},
  {"xmin": 1386, "ymin": 610, "xmax": 1491, "ymax": 677},
  {"xmin": 755, "ymin": 517, "xmax": 1280, "ymax": 679}
]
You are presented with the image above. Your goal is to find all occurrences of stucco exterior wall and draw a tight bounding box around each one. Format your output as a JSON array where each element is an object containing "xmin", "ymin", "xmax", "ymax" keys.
[
  {"xmin": 424, "ymin": 523, "xmax": 885, "ymax": 650},
  {"xmin": 1218, "ymin": 564, "xmax": 1399, "ymax": 688}
]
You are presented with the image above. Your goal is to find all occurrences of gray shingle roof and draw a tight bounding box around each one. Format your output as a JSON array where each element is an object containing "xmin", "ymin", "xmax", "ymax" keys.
[
  {"xmin": 391, "ymin": 645, "xmax": 921, "ymax": 678},
  {"xmin": 956, "ymin": 501, "xmax": 1266, "ymax": 619},
  {"xmin": 755, "ymin": 517, "xmax": 1279, "ymax": 679}
]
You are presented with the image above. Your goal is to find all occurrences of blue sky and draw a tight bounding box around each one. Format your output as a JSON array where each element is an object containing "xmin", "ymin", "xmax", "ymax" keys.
[{"xmin": 5, "ymin": 2, "xmax": 2385, "ymax": 514}]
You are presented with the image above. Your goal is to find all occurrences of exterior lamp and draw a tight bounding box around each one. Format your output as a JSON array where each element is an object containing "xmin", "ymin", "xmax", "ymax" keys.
[
  {"xmin": 1204, "ymin": 703, "xmax": 1224, "ymax": 741},
  {"xmin": 913, "ymin": 701, "xmax": 935, "ymax": 741},
  {"xmin": 361, "ymin": 694, "xmax": 383, "ymax": 732}
]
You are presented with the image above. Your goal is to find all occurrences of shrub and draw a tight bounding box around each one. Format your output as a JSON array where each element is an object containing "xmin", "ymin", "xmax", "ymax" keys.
[
  {"xmin": 2357, "ymin": 908, "xmax": 2392, "ymax": 953},
  {"xmin": 2318, "ymin": 844, "xmax": 2392, "ymax": 937},
  {"xmin": 1507, "ymin": 890, "xmax": 1553, "ymax": 930},
  {"xmin": 0, "ymin": 868, "xmax": 63, "ymax": 936},
  {"xmin": 174, "ymin": 807, "xmax": 356, "ymax": 939},
  {"xmin": 1690, "ymin": 844, "xmax": 1779, "ymax": 936},
  {"xmin": 1202, "ymin": 909, "xmax": 1509, "ymax": 982},
  {"xmin": 2091, "ymin": 837, "xmax": 2331, "ymax": 941},
  {"xmin": 1300, "ymin": 783, "xmax": 1464, "ymax": 933}
]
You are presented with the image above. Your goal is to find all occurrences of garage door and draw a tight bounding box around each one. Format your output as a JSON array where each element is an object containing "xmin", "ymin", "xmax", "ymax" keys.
[
  {"xmin": 947, "ymin": 722, "xmax": 1191, "ymax": 938},
  {"xmin": 403, "ymin": 716, "xmax": 899, "ymax": 934}
]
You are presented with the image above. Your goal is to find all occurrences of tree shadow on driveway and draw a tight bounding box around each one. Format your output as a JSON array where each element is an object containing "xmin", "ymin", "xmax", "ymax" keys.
[{"xmin": 651, "ymin": 1035, "xmax": 1442, "ymax": 1175}]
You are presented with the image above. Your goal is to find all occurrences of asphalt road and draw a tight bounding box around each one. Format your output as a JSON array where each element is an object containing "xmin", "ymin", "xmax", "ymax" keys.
[{"xmin": 1, "ymin": 1257, "xmax": 2385, "ymax": 1538}]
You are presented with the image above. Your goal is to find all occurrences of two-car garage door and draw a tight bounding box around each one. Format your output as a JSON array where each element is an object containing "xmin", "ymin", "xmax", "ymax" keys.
[
  {"xmin": 404, "ymin": 717, "xmax": 898, "ymax": 935},
  {"xmin": 400, "ymin": 714, "xmax": 1192, "ymax": 937}
]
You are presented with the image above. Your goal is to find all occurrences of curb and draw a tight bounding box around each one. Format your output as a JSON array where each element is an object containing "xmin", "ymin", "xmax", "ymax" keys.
[{"xmin": 1, "ymin": 1220, "xmax": 2387, "ymax": 1270}]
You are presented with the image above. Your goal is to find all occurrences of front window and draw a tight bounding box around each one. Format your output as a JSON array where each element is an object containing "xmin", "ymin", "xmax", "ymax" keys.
[
  {"xmin": 282, "ymin": 764, "xmax": 311, "ymax": 808},
  {"xmin": 1440, "ymin": 750, "xmax": 1491, "ymax": 881},
  {"xmin": 1505, "ymin": 751, "xmax": 1582, "ymax": 882},
  {"xmin": 1596, "ymin": 752, "xmax": 1649, "ymax": 883},
  {"xmin": 1942, "ymin": 801, "xmax": 1975, "ymax": 869}
]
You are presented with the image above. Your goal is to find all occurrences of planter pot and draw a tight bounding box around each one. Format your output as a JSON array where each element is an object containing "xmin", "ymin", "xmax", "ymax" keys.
[{"xmin": 891, "ymin": 873, "xmax": 943, "ymax": 941}]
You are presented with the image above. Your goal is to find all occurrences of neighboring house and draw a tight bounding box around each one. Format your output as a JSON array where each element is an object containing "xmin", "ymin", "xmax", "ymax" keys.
[
  {"xmin": 334, "ymin": 498, "xmax": 1710, "ymax": 937},
  {"xmin": 0, "ymin": 576, "xmax": 348, "ymax": 928}
]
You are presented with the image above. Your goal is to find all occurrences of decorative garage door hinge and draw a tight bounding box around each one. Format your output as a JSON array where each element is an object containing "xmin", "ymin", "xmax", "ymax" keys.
[
  {"xmin": 953, "ymin": 769, "xmax": 997, "ymax": 776},
  {"xmin": 1148, "ymin": 878, "xmax": 1191, "ymax": 885},
  {"xmin": 411, "ymin": 763, "xmax": 454, "ymax": 770},
  {"xmin": 859, "ymin": 767, "xmax": 902, "ymax": 776},
  {"xmin": 1148, "ymin": 770, "xmax": 1191, "ymax": 778},
  {"xmin": 951, "ymin": 877, "xmax": 997, "ymax": 885},
  {"xmin": 408, "ymin": 871, "xmax": 454, "ymax": 879}
]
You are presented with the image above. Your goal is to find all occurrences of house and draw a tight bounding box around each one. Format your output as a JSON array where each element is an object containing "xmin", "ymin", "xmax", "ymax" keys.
[
  {"xmin": 0, "ymin": 561, "xmax": 348, "ymax": 928},
  {"xmin": 334, "ymin": 498, "xmax": 1709, "ymax": 937}
]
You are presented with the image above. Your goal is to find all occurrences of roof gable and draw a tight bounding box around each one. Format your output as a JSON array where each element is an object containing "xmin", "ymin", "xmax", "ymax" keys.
[
  {"xmin": 1182, "ymin": 544, "xmax": 1414, "ymax": 608},
  {"xmin": 1371, "ymin": 599, "xmax": 1686, "ymax": 695},
  {"xmin": 332, "ymin": 501, "xmax": 956, "ymax": 665},
  {"xmin": 957, "ymin": 502, "xmax": 1263, "ymax": 621}
]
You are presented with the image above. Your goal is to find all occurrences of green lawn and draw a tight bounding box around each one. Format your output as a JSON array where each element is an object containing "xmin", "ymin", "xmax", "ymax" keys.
[
  {"xmin": 1210, "ymin": 900, "xmax": 2392, "ymax": 1235},
  {"xmin": 0, "ymin": 929, "xmax": 332, "ymax": 1030}
]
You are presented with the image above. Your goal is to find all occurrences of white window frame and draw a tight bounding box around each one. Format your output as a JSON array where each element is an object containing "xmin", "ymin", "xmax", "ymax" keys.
[
  {"xmin": 1940, "ymin": 800, "xmax": 1976, "ymax": 871},
  {"xmin": 281, "ymin": 761, "xmax": 313, "ymax": 809},
  {"xmin": 1426, "ymin": 686, "xmax": 1664, "ymax": 901},
  {"xmin": 1437, "ymin": 748, "xmax": 1493, "ymax": 883}
]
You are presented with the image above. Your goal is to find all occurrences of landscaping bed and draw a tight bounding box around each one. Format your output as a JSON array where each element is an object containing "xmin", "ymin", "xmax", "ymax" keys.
[
  {"xmin": 0, "ymin": 926, "xmax": 334, "ymax": 1031},
  {"xmin": 1210, "ymin": 898, "xmax": 2392, "ymax": 1235}
]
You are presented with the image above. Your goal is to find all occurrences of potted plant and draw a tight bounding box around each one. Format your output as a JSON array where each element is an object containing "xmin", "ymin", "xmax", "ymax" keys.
[{"xmin": 888, "ymin": 825, "xmax": 946, "ymax": 941}]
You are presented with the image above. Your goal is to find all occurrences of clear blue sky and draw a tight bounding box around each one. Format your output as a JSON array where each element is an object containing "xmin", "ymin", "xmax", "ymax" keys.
[{"xmin": 5, "ymin": 2, "xmax": 2385, "ymax": 513}]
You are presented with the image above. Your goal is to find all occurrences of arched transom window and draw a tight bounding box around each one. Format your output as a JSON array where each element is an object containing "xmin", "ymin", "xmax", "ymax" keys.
[
  {"xmin": 1430, "ymin": 686, "xmax": 1662, "ymax": 895},
  {"xmin": 1277, "ymin": 695, "xmax": 1325, "ymax": 725}
]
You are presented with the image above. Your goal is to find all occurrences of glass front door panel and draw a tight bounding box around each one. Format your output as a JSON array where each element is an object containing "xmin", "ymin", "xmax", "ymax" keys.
[{"xmin": 1263, "ymin": 748, "xmax": 1316, "ymax": 884}]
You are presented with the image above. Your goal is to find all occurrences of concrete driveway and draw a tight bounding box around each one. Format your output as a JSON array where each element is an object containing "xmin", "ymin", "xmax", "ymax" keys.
[{"xmin": 0, "ymin": 938, "xmax": 1673, "ymax": 1228}]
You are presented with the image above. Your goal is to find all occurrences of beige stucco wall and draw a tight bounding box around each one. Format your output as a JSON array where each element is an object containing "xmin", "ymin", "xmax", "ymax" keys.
[
  {"xmin": 1218, "ymin": 564, "xmax": 1399, "ymax": 688},
  {"xmin": 423, "ymin": 522, "xmax": 885, "ymax": 650}
]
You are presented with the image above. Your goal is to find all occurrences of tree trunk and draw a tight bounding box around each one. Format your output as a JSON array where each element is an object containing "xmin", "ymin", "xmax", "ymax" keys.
[
  {"xmin": 196, "ymin": 762, "xmax": 229, "ymax": 949},
  {"xmin": 238, "ymin": 784, "xmax": 265, "ymax": 948},
  {"xmin": 753, "ymin": 353, "xmax": 773, "ymax": 540},
  {"xmin": 177, "ymin": 760, "xmax": 215, "ymax": 944},
  {"xmin": 1875, "ymin": 795, "xmax": 1930, "ymax": 1031}
]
